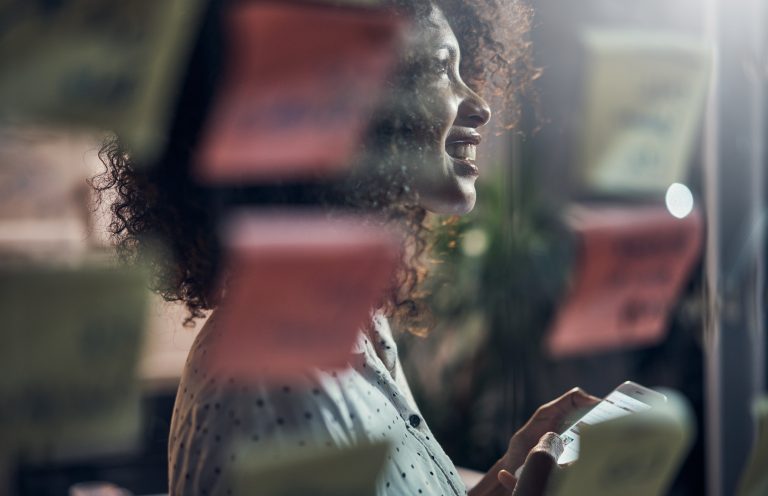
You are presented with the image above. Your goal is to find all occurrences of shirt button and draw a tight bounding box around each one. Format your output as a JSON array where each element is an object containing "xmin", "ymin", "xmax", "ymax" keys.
[{"xmin": 408, "ymin": 414, "xmax": 421, "ymax": 428}]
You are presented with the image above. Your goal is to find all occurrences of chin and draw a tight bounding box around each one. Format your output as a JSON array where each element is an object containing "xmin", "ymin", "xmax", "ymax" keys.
[
  {"xmin": 413, "ymin": 152, "xmax": 479, "ymax": 215},
  {"xmin": 420, "ymin": 182, "xmax": 477, "ymax": 215},
  {"xmin": 446, "ymin": 191, "xmax": 477, "ymax": 215}
]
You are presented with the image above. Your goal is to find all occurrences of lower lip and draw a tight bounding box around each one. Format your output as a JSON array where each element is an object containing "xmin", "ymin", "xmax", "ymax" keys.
[{"xmin": 451, "ymin": 157, "xmax": 479, "ymax": 177}]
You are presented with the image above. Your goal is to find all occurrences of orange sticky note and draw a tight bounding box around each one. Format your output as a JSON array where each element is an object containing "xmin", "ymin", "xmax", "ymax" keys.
[
  {"xmin": 195, "ymin": 3, "xmax": 403, "ymax": 183},
  {"xmin": 546, "ymin": 205, "xmax": 703, "ymax": 357},
  {"xmin": 207, "ymin": 212, "xmax": 400, "ymax": 381}
]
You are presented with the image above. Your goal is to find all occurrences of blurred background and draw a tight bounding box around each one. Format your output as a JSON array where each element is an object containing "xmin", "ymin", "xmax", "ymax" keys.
[{"xmin": 0, "ymin": 0, "xmax": 766, "ymax": 495}]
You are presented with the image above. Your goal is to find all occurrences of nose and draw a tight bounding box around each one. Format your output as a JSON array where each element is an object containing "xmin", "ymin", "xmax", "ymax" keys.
[{"xmin": 456, "ymin": 88, "xmax": 491, "ymax": 128}]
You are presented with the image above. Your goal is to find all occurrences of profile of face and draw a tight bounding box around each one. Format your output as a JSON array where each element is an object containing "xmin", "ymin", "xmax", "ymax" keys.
[{"xmin": 392, "ymin": 6, "xmax": 492, "ymax": 215}]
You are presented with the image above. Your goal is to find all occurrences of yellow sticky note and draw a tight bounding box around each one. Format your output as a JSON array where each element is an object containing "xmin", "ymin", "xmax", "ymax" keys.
[
  {"xmin": 736, "ymin": 397, "xmax": 768, "ymax": 496},
  {"xmin": 547, "ymin": 390, "xmax": 694, "ymax": 496},
  {"xmin": 580, "ymin": 31, "xmax": 711, "ymax": 195},
  {"xmin": 0, "ymin": 264, "xmax": 148, "ymax": 458},
  {"xmin": 230, "ymin": 439, "xmax": 390, "ymax": 496},
  {"xmin": 0, "ymin": 0, "xmax": 204, "ymax": 161}
]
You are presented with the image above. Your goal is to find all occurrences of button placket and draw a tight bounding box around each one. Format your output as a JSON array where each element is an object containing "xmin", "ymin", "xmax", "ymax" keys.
[
  {"xmin": 408, "ymin": 414, "xmax": 421, "ymax": 428},
  {"xmin": 402, "ymin": 419, "xmax": 464, "ymax": 496}
]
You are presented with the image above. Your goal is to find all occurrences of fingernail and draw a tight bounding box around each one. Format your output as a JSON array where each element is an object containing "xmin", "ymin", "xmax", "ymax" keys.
[{"xmin": 537, "ymin": 432, "xmax": 564, "ymax": 459}]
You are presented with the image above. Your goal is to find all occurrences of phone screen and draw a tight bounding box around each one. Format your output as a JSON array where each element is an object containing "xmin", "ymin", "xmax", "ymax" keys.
[{"xmin": 557, "ymin": 388, "xmax": 652, "ymax": 465}]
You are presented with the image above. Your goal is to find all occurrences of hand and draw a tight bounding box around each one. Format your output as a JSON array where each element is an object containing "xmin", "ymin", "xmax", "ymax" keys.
[
  {"xmin": 468, "ymin": 388, "xmax": 599, "ymax": 496},
  {"xmin": 499, "ymin": 432, "xmax": 563, "ymax": 496},
  {"xmin": 501, "ymin": 388, "xmax": 599, "ymax": 472}
]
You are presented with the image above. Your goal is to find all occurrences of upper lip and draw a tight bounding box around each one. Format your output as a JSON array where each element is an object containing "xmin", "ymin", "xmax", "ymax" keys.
[{"xmin": 446, "ymin": 128, "xmax": 482, "ymax": 146}]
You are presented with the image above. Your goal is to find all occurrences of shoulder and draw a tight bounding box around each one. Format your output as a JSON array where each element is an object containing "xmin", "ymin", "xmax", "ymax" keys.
[
  {"xmin": 169, "ymin": 354, "xmax": 368, "ymax": 495},
  {"xmin": 169, "ymin": 315, "xmax": 406, "ymax": 495},
  {"xmin": 175, "ymin": 313, "xmax": 369, "ymax": 442}
]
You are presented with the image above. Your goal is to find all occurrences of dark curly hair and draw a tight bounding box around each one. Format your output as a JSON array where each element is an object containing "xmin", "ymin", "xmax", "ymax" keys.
[{"xmin": 90, "ymin": 0, "xmax": 536, "ymax": 335}]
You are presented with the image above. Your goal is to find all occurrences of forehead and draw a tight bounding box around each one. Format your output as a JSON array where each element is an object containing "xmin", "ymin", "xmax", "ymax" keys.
[{"xmin": 410, "ymin": 6, "xmax": 459, "ymax": 53}]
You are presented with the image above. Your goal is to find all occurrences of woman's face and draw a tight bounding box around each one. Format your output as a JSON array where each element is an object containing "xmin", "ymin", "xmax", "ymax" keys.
[{"xmin": 398, "ymin": 7, "xmax": 492, "ymax": 215}]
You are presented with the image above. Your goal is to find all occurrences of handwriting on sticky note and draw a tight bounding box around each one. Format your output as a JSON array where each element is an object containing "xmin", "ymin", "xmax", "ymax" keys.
[
  {"xmin": 195, "ymin": 3, "xmax": 403, "ymax": 183},
  {"xmin": 547, "ymin": 390, "xmax": 693, "ymax": 496},
  {"xmin": 230, "ymin": 439, "xmax": 389, "ymax": 496},
  {"xmin": 0, "ymin": 0, "xmax": 204, "ymax": 160},
  {"xmin": 206, "ymin": 212, "xmax": 401, "ymax": 381},
  {"xmin": 0, "ymin": 265, "xmax": 147, "ymax": 455},
  {"xmin": 579, "ymin": 31, "xmax": 710, "ymax": 194},
  {"xmin": 546, "ymin": 205, "xmax": 702, "ymax": 357}
]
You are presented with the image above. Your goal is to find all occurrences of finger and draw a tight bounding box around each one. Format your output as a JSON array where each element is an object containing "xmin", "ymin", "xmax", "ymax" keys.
[
  {"xmin": 571, "ymin": 387, "xmax": 601, "ymax": 407},
  {"xmin": 518, "ymin": 389, "xmax": 597, "ymax": 441},
  {"xmin": 498, "ymin": 469, "xmax": 517, "ymax": 491},
  {"xmin": 509, "ymin": 432, "xmax": 564, "ymax": 481},
  {"xmin": 538, "ymin": 388, "xmax": 599, "ymax": 420},
  {"xmin": 557, "ymin": 387, "xmax": 600, "ymax": 410},
  {"xmin": 509, "ymin": 389, "xmax": 599, "ymax": 467},
  {"xmin": 511, "ymin": 437, "xmax": 562, "ymax": 496},
  {"xmin": 535, "ymin": 432, "xmax": 565, "ymax": 461},
  {"xmin": 512, "ymin": 452, "xmax": 556, "ymax": 496}
]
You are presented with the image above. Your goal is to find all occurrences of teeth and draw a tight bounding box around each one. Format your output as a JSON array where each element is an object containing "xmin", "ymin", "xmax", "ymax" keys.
[{"xmin": 447, "ymin": 143, "xmax": 476, "ymax": 161}]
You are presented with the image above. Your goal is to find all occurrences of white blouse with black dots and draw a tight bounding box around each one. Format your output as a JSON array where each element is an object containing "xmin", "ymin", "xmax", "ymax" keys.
[{"xmin": 168, "ymin": 313, "xmax": 468, "ymax": 496}]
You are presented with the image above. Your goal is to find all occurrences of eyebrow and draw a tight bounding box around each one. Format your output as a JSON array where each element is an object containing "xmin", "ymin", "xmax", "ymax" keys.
[
  {"xmin": 437, "ymin": 44, "xmax": 459, "ymax": 58},
  {"xmin": 439, "ymin": 45, "xmax": 462, "ymax": 69}
]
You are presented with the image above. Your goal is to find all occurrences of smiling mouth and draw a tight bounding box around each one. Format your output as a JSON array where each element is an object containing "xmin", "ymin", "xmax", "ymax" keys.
[{"xmin": 446, "ymin": 131, "xmax": 481, "ymax": 177}]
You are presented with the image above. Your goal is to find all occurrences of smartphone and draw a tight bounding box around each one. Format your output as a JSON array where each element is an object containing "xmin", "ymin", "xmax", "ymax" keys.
[{"xmin": 557, "ymin": 381, "xmax": 667, "ymax": 465}]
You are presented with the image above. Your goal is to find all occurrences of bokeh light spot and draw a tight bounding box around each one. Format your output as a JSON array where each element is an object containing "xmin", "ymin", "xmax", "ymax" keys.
[{"xmin": 665, "ymin": 183, "xmax": 694, "ymax": 219}]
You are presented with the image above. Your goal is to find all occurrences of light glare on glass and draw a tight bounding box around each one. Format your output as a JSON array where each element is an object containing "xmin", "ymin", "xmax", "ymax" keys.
[{"xmin": 665, "ymin": 183, "xmax": 694, "ymax": 219}]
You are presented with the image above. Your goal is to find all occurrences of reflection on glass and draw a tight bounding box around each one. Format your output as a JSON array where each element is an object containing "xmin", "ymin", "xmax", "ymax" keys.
[{"xmin": 665, "ymin": 182, "xmax": 694, "ymax": 219}]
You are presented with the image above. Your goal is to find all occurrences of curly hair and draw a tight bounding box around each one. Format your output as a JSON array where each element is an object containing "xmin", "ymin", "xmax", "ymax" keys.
[{"xmin": 90, "ymin": 0, "xmax": 536, "ymax": 334}]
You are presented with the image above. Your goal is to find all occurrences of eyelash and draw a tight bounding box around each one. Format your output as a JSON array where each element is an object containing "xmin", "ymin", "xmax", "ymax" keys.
[{"xmin": 434, "ymin": 58, "xmax": 451, "ymax": 76}]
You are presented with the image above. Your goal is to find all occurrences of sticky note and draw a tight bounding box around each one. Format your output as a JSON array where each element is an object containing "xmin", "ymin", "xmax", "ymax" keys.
[
  {"xmin": 206, "ymin": 212, "xmax": 401, "ymax": 381},
  {"xmin": 194, "ymin": 3, "xmax": 403, "ymax": 183},
  {"xmin": 546, "ymin": 205, "xmax": 703, "ymax": 357},
  {"xmin": 579, "ymin": 31, "xmax": 710, "ymax": 195},
  {"xmin": 0, "ymin": 127, "xmax": 102, "ymax": 262},
  {"xmin": 547, "ymin": 390, "xmax": 694, "ymax": 496},
  {"xmin": 736, "ymin": 397, "xmax": 768, "ymax": 496},
  {"xmin": 230, "ymin": 439, "xmax": 390, "ymax": 496},
  {"xmin": 0, "ymin": 0, "xmax": 204, "ymax": 161},
  {"xmin": 0, "ymin": 265, "xmax": 148, "ymax": 458}
]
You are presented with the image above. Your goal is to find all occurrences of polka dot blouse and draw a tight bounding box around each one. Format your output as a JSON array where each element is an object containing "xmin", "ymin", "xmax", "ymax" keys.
[{"xmin": 168, "ymin": 313, "xmax": 468, "ymax": 495}]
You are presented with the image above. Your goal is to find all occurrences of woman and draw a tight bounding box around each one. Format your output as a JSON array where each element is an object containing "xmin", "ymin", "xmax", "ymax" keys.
[{"xmin": 93, "ymin": 0, "xmax": 598, "ymax": 494}]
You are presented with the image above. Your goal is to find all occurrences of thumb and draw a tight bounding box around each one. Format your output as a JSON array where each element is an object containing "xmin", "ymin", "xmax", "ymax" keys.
[
  {"xmin": 512, "ymin": 433, "xmax": 563, "ymax": 496},
  {"xmin": 498, "ymin": 469, "xmax": 517, "ymax": 491},
  {"xmin": 534, "ymin": 432, "xmax": 564, "ymax": 461}
]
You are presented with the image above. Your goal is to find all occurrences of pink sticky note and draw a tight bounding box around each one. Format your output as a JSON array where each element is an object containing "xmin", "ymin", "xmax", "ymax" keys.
[
  {"xmin": 195, "ymin": 3, "xmax": 403, "ymax": 183},
  {"xmin": 546, "ymin": 205, "xmax": 703, "ymax": 357},
  {"xmin": 207, "ymin": 212, "xmax": 400, "ymax": 381}
]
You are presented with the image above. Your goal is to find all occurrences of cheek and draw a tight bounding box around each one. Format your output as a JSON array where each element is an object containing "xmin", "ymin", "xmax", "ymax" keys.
[
  {"xmin": 405, "ymin": 80, "xmax": 458, "ymax": 144},
  {"xmin": 422, "ymin": 86, "xmax": 458, "ymax": 137}
]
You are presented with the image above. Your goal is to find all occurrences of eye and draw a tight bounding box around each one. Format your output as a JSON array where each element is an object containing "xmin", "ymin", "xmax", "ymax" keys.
[
  {"xmin": 431, "ymin": 47, "xmax": 458, "ymax": 79},
  {"xmin": 432, "ymin": 57, "xmax": 451, "ymax": 76},
  {"xmin": 411, "ymin": 48, "xmax": 456, "ymax": 84}
]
